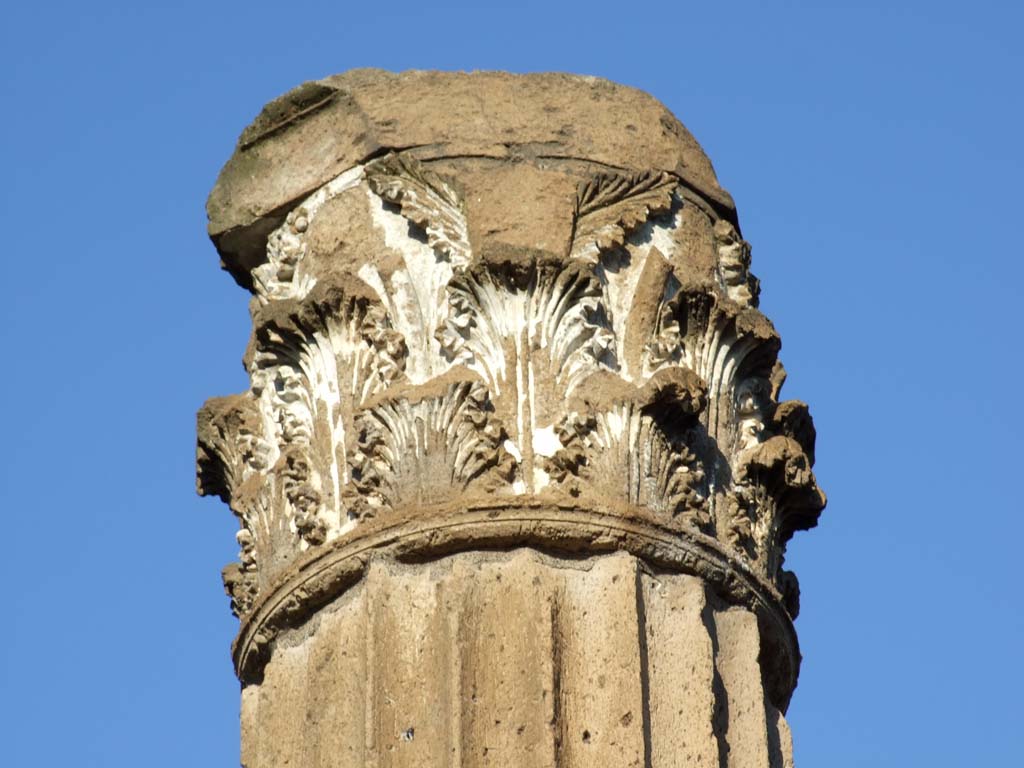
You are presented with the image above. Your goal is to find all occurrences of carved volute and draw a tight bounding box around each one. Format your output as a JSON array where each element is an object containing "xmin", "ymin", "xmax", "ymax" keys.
[{"xmin": 199, "ymin": 69, "xmax": 824, "ymax": 767}]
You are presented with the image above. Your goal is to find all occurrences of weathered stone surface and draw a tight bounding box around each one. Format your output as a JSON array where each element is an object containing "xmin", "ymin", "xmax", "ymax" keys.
[
  {"xmin": 207, "ymin": 69, "xmax": 736, "ymax": 284},
  {"xmin": 641, "ymin": 571, "xmax": 719, "ymax": 765},
  {"xmin": 713, "ymin": 606, "xmax": 772, "ymax": 767},
  {"xmin": 198, "ymin": 68, "xmax": 823, "ymax": 767},
  {"xmin": 241, "ymin": 551, "xmax": 795, "ymax": 768}
]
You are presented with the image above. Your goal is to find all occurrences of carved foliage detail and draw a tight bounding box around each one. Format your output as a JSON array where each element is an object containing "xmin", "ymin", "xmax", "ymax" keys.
[
  {"xmin": 544, "ymin": 367, "xmax": 710, "ymax": 526},
  {"xmin": 252, "ymin": 165, "xmax": 365, "ymax": 303},
  {"xmin": 197, "ymin": 395, "xmax": 274, "ymax": 616},
  {"xmin": 570, "ymin": 170, "xmax": 678, "ymax": 261},
  {"xmin": 438, "ymin": 263, "xmax": 615, "ymax": 491},
  {"xmin": 248, "ymin": 281, "xmax": 408, "ymax": 543},
  {"xmin": 365, "ymin": 152, "xmax": 471, "ymax": 268},
  {"xmin": 200, "ymin": 158, "xmax": 824, "ymax": 615},
  {"xmin": 714, "ymin": 219, "xmax": 760, "ymax": 307},
  {"xmin": 350, "ymin": 377, "xmax": 514, "ymax": 513}
]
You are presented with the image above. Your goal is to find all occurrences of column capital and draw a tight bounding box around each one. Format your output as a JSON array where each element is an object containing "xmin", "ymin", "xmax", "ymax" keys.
[{"xmin": 197, "ymin": 71, "xmax": 824, "ymax": 713}]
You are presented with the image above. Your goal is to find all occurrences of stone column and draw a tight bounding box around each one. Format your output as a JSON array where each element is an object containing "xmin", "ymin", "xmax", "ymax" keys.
[{"xmin": 198, "ymin": 69, "xmax": 825, "ymax": 768}]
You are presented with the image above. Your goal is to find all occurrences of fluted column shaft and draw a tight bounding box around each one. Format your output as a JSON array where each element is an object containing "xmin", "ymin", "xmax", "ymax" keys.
[{"xmin": 244, "ymin": 551, "xmax": 793, "ymax": 768}]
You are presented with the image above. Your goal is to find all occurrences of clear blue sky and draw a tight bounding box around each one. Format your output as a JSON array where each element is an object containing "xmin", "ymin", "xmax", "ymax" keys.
[{"xmin": 1, "ymin": 1, "xmax": 1020, "ymax": 765}]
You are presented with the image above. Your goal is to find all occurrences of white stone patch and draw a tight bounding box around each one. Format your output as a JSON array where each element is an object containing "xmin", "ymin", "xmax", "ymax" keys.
[
  {"xmin": 637, "ymin": 204, "xmax": 683, "ymax": 256},
  {"xmin": 503, "ymin": 439, "xmax": 529, "ymax": 494},
  {"xmin": 503, "ymin": 439, "xmax": 523, "ymax": 462},
  {"xmin": 532, "ymin": 425, "xmax": 562, "ymax": 458},
  {"xmin": 361, "ymin": 187, "xmax": 454, "ymax": 384},
  {"xmin": 603, "ymin": 407, "xmax": 626, "ymax": 441},
  {"xmin": 599, "ymin": 207, "xmax": 684, "ymax": 382}
]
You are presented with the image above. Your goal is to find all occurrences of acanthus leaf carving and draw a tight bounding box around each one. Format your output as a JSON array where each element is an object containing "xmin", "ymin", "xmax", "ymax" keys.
[
  {"xmin": 220, "ymin": 561, "xmax": 259, "ymax": 619},
  {"xmin": 667, "ymin": 289, "xmax": 781, "ymax": 462},
  {"xmin": 735, "ymin": 435, "xmax": 825, "ymax": 538},
  {"xmin": 438, "ymin": 260, "xmax": 614, "ymax": 491},
  {"xmin": 249, "ymin": 277, "xmax": 407, "ymax": 547},
  {"xmin": 365, "ymin": 152, "xmax": 471, "ymax": 269},
  {"xmin": 200, "ymin": 154, "xmax": 825, "ymax": 627},
  {"xmin": 594, "ymin": 242, "xmax": 682, "ymax": 384},
  {"xmin": 356, "ymin": 152, "xmax": 475, "ymax": 384},
  {"xmin": 349, "ymin": 373, "xmax": 515, "ymax": 513},
  {"xmin": 569, "ymin": 170, "xmax": 679, "ymax": 262},
  {"xmin": 197, "ymin": 394, "xmax": 264, "ymax": 503},
  {"xmin": 251, "ymin": 165, "xmax": 365, "ymax": 304},
  {"xmin": 197, "ymin": 395, "xmax": 276, "ymax": 616},
  {"xmin": 713, "ymin": 219, "xmax": 760, "ymax": 308},
  {"xmin": 725, "ymin": 434, "xmax": 825, "ymax": 584},
  {"xmin": 772, "ymin": 399, "xmax": 817, "ymax": 466},
  {"xmin": 544, "ymin": 367, "xmax": 711, "ymax": 529}
]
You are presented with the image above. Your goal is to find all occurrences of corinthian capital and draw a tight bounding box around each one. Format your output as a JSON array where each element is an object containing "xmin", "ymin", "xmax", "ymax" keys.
[{"xmin": 199, "ymin": 70, "xmax": 825, "ymax": 766}]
